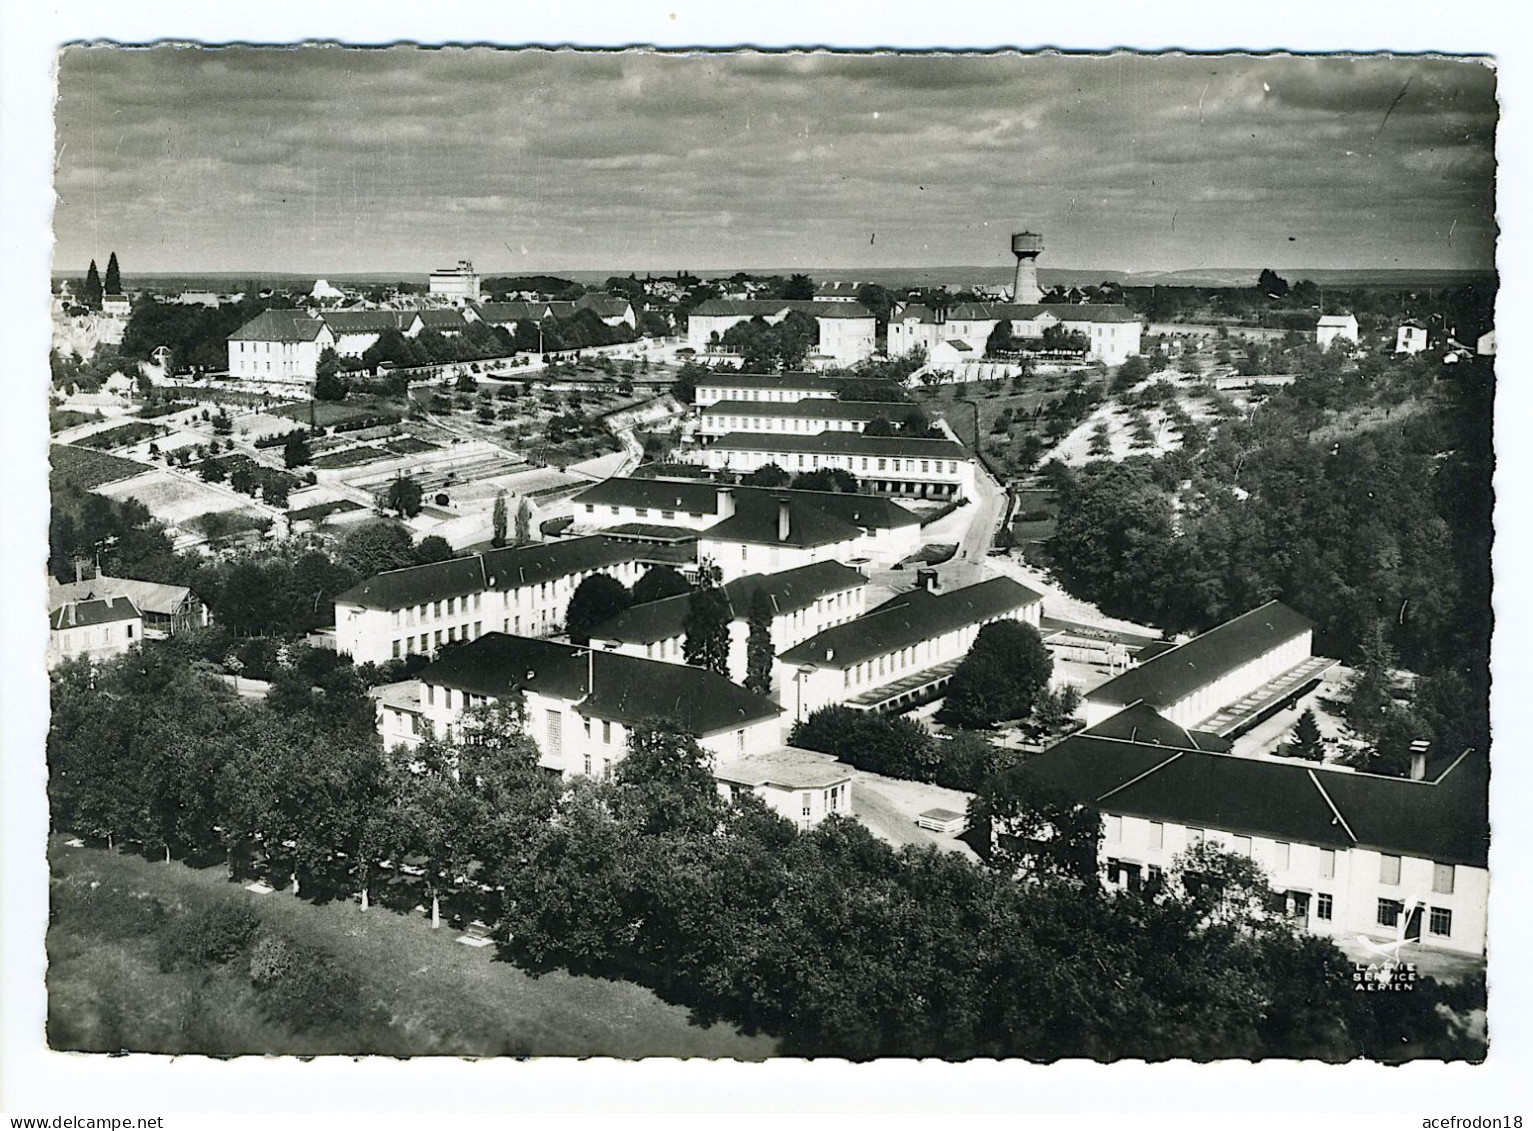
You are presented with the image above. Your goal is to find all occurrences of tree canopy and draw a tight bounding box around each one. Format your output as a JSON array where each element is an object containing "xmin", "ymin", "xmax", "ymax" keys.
[
  {"xmin": 938, "ymin": 620, "xmax": 1053, "ymax": 729},
  {"xmin": 565, "ymin": 573, "xmax": 633, "ymax": 645}
]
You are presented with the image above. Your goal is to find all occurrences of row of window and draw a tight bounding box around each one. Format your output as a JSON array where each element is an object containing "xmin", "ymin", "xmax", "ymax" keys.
[
  {"xmin": 1103, "ymin": 819, "xmax": 1460, "ymax": 898},
  {"xmin": 393, "ymin": 593, "xmax": 483, "ymax": 628},
  {"xmin": 705, "ymin": 416, "xmax": 866, "ymax": 433},
  {"xmin": 393, "ymin": 621, "xmax": 485, "ymax": 658},
  {"xmin": 1378, "ymin": 899, "xmax": 1454, "ymax": 938},
  {"xmin": 697, "ymin": 389, "xmax": 831, "ymax": 403}
]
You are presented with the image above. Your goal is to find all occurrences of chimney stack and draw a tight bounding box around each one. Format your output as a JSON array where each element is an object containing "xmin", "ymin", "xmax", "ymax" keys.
[
  {"xmin": 1409, "ymin": 739, "xmax": 1431, "ymax": 781},
  {"xmin": 74, "ymin": 560, "xmax": 84, "ymax": 584},
  {"xmin": 776, "ymin": 497, "xmax": 792, "ymax": 542},
  {"xmin": 916, "ymin": 568, "xmax": 939, "ymax": 592},
  {"xmin": 716, "ymin": 485, "xmax": 736, "ymax": 520}
]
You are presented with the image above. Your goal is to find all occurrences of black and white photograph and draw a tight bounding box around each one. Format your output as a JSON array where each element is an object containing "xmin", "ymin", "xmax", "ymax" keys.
[{"xmin": 3, "ymin": 3, "xmax": 1525, "ymax": 1118}]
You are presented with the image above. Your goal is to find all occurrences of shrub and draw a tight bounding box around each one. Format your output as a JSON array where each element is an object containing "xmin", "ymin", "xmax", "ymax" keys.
[
  {"xmin": 248, "ymin": 933, "xmax": 299, "ymax": 987},
  {"xmin": 53, "ymin": 881, "xmax": 166, "ymax": 942},
  {"xmin": 157, "ymin": 902, "xmax": 261, "ymax": 970},
  {"xmin": 254, "ymin": 942, "xmax": 368, "ymax": 1033}
]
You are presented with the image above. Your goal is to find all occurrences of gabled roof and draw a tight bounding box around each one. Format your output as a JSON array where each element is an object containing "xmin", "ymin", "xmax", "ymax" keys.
[
  {"xmin": 815, "ymin": 281, "xmax": 863, "ymax": 298},
  {"xmin": 50, "ymin": 595, "xmax": 141, "ymax": 630},
  {"xmin": 1020, "ymin": 727, "xmax": 1489, "ymax": 868},
  {"xmin": 335, "ymin": 536, "xmax": 642, "ymax": 611},
  {"xmin": 419, "ymin": 633, "xmax": 782, "ymax": 736},
  {"xmin": 592, "ymin": 560, "xmax": 868, "ymax": 645},
  {"xmin": 1081, "ymin": 701, "xmax": 1231, "ymax": 754},
  {"xmin": 948, "ymin": 302, "xmax": 1141, "ymax": 324},
  {"xmin": 700, "ymin": 399, "xmax": 904, "ymax": 421},
  {"xmin": 779, "ymin": 576, "xmax": 1043, "ymax": 669},
  {"xmin": 690, "ymin": 299, "xmax": 874, "ymax": 320},
  {"xmin": 227, "ymin": 309, "xmax": 327, "ymax": 343},
  {"xmin": 894, "ymin": 304, "xmax": 941, "ymax": 324},
  {"xmin": 416, "ymin": 309, "xmax": 468, "ymax": 331},
  {"xmin": 1318, "ymin": 314, "xmax": 1358, "ymax": 326},
  {"xmin": 706, "ymin": 431, "xmax": 968, "ymax": 459},
  {"xmin": 702, "ymin": 492, "xmax": 864, "ymax": 549},
  {"xmin": 571, "ymin": 478, "xmax": 922, "ymax": 531},
  {"xmin": 575, "ymin": 293, "xmax": 634, "ymax": 319},
  {"xmin": 1086, "ymin": 601, "xmax": 1315, "ymax": 710},
  {"xmin": 693, "ymin": 373, "xmax": 846, "ymax": 394},
  {"xmin": 472, "ymin": 301, "xmax": 549, "ymax": 324},
  {"xmin": 320, "ymin": 310, "xmax": 418, "ymax": 334},
  {"xmin": 49, "ymin": 575, "xmax": 196, "ymax": 618}
]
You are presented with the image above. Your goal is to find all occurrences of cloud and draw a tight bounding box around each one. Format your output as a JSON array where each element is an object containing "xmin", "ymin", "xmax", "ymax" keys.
[{"xmin": 51, "ymin": 47, "xmax": 1497, "ymax": 275}]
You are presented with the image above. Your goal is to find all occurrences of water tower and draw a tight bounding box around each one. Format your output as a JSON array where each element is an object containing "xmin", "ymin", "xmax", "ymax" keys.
[{"xmin": 1011, "ymin": 230, "xmax": 1044, "ymax": 304}]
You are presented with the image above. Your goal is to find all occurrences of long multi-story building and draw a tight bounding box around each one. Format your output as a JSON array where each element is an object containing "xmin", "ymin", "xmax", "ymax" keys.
[
  {"xmin": 588, "ymin": 560, "xmax": 868, "ymax": 685},
  {"xmin": 332, "ymin": 536, "xmax": 661, "ymax": 664},
  {"xmin": 776, "ymin": 575, "xmax": 1045, "ymax": 721},
  {"xmin": 688, "ymin": 432, "xmax": 975, "ymax": 500},
  {"xmin": 429, "ymin": 259, "xmax": 481, "ymax": 304},
  {"xmin": 686, "ymin": 300, "xmax": 877, "ymax": 366},
  {"xmin": 567, "ymin": 478, "xmax": 923, "ymax": 581},
  {"xmin": 1081, "ymin": 600, "xmax": 1337, "ymax": 739},
  {"xmin": 692, "ymin": 372, "xmax": 846, "ymax": 408},
  {"xmin": 1013, "ymin": 725, "xmax": 1489, "ymax": 957},
  {"xmin": 227, "ymin": 310, "xmax": 338, "ymax": 383},
  {"xmin": 696, "ymin": 399, "xmax": 905, "ymax": 442},
  {"xmin": 888, "ymin": 302, "xmax": 1143, "ymax": 366}
]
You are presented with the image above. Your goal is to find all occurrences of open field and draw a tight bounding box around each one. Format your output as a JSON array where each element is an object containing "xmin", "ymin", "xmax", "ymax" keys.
[
  {"xmin": 50, "ymin": 444, "xmax": 153, "ymax": 491},
  {"xmin": 95, "ymin": 467, "xmax": 258, "ymax": 524},
  {"xmin": 47, "ymin": 839, "xmax": 775, "ymax": 1058}
]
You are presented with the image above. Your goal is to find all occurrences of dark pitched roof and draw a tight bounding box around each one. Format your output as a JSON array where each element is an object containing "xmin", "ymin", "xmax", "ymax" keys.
[
  {"xmin": 1021, "ymin": 730, "xmax": 1488, "ymax": 868},
  {"xmin": 571, "ymin": 478, "xmax": 921, "ymax": 532},
  {"xmin": 949, "ymin": 302, "xmax": 1141, "ymax": 324},
  {"xmin": 320, "ymin": 310, "xmax": 417, "ymax": 334},
  {"xmin": 690, "ymin": 299, "xmax": 873, "ymax": 320},
  {"xmin": 894, "ymin": 304, "xmax": 941, "ymax": 324},
  {"xmin": 693, "ymin": 373, "xmax": 846, "ymax": 394},
  {"xmin": 779, "ymin": 576, "xmax": 1043, "ymax": 668},
  {"xmin": 575, "ymin": 293, "xmax": 634, "ymax": 318},
  {"xmin": 815, "ymin": 281, "xmax": 863, "ymax": 298},
  {"xmin": 701, "ymin": 399, "xmax": 902, "ymax": 421},
  {"xmin": 416, "ymin": 309, "xmax": 468, "ymax": 330},
  {"xmin": 227, "ymin": 309, "xmax": 326, "ymax": 343},
  {"xmin": 419, "ymin": 633, "xmax": 782, "ymax": 735},
  {"xmin": 472, "ymin": 301, "xmax": 547, "ymax": 324},
  {"xmin": 573, "ymin": 477, "xmax": 726, "ymax": 515},
  {"xmin": 50, "ymin": 595, "xmax": 141, "ymax": 629},
  {"xmin": 594, "ymin": 560, "xmax": 867, "ymax": 645},
  {"xmin": 1086, "ymin": 601, "xmax": 1315, "ymax": 710},
  {"xmin": 1081, "ymin": 702, "xmax": 1232, "ymax": 754},
  {"xmin": 706, "ymin": 431, "xmax": 968, "ymax": 459},
  {"xmin": 49, "ymin": 575, "xmax": 196, "ymax": 618},
  {"xmin": 702, "ymin": 492, "xmax": 863, "ymax": 549},
  {"xmin": 335, "ymin": 536, "xmax": 641, "ymax": 611}
]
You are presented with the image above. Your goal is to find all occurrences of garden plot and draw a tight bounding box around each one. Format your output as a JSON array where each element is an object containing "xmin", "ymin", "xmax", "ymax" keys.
[
  {"xmin": 95, "ymin": 467, "xmax": 258, "ymax": 525},
  {"xmin": 1049, "ymin": 385, "xmax": 1243, "ymax": 467}
]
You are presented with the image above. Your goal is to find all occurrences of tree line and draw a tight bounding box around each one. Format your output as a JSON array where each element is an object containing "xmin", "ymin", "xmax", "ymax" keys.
[
  {"xmin": 1044, "ymin": 351, "xmax": 1493, "ymax": 768},
  {"xmin": 47, "ymin": 648, "xmax": 1482, "ymax": 1060}
]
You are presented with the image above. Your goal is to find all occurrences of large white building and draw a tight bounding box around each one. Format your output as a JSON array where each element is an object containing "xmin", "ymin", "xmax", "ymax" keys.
[
  {"xmin": 692, "ymin": 372, "xmax": 845, "ymax": 408},
  {"xmin": 332, "ymin": 536, "xmax": 676, "ymax": 665},
  {"xmin": 1015, "ymin": 726, "xmax": 1489, "ymax": 958},
  {"xmin": 48, "ymin": 594, "xmax": 143, "ymax": 669},
  {"xmin": 588, "ymin": 560, "xmax": 868, "ymax": 685},
  {"xmin": 696, "ymin": 399, "xmax": 909, "ymax": 442},
  {"xmin": 429, "ymin": 259, "xmax": 481, "ymax": 304},
  {"xmin": 888, "ymin": 302, "xmax": 1144, "ymax": 366},
  {"xmin": 776, "ymin": 575, "xmax": 1044, "ymax": 721},
  {"xmin": 227, "ymin": 310, "xmax": 337, "ymax": 383},
  {"xmin": 686, "ymin": 300, "xmax": 878, "ymax": 366},
  {"xmin": 567, "ymin": 478, "xmax": 924, "ymax": 581},
  {"xmin": 1081, "ymin": 601, "xmax": 1336, "ymax": 739},
  {"xmin": 1316, "ymin": 314, "xmax": 1360, "ymax": 350},
  {"xmin": 689, "ymin": 432, "xmax": 975, "ymax": 501}
]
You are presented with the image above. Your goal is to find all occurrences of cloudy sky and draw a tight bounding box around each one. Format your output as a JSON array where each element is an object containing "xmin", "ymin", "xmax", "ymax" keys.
[{"xmin": 53, "ymin": 47, "xmax": 1497, "ymax": 276}]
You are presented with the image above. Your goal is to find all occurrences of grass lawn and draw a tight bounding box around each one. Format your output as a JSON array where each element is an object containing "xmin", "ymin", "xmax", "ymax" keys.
[
  {"xmin": 274, "ymin": 396, "xmax": 407, "ymax": 429},
  {"xmin": 47, "ymin": 839, "xmax": 776, "ymax": 1058}
]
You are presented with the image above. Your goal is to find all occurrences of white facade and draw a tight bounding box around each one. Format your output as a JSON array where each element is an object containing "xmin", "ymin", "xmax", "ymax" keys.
[
  {"xmin": 700, "ymin": 530, "xmax": 856, "ymax": 584},
  {"xmin": 1093, "ymin": 812, "xmax": 1487, "ymax": 958},
  {"xmin": 1083, "ymin": 628, "xmax": 1313, "ymax": 731},
  {"xmin": 47, "ymin": 599, "xmax": 143, "ymax": 669},
  {"xmin": 335, "ymin": 557, "xmax": 649, "ymax": 665},
  {"xmin": 696, "ymin": 401, "xmax": 889, "ymax": 441},
  {"xmin": 694, "ymin": 378, "xmax": 840, "ymax": 407},
  {"xmin": 778, "ymin": 585, "xmax": 1043, "ymax": 722},
  {"xmin": 1395, "ymin": 323, "xmax": 1428, "ymax": 355},
  {"xmin": 891, "ymin": 306, "xmax": 1143, "ymax": 366},
  {"xmin": 692, "ymin": 439, "xmax": 975, "ymax": 500},
  {"xmin": 1317, "ymin": 314, "xmax": 1360, "ymax": 349},
  {"xmin": 686, "ymin": 307, "xmax": 877, "ymax": 366},
  {"xmin": 429, "ymin": 260, "xmax": 481, "ymax": 304},
  {"xmin": 228, "ymin": 323, "xmax": 335, "ymax": 383}
]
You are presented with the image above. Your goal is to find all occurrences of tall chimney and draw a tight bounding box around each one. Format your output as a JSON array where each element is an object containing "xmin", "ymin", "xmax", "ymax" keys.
[
  {"xmin": 716, "ymin": 486, "xmax": 736, "ymax": 520},
  {"xmin": 776, "ymin": 497, "xmax": 791, "ymax": 542},
  {"xmin": 74, "ymin": 560, "xmax": 84, "ymax": 584},
  {"xmin": 916, "ymin": 568, "xmax": 939, "ymax": 592},
  {"xmin": 1409, "ymin": 739, "xmax": 1431, "ymax": 781}
]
